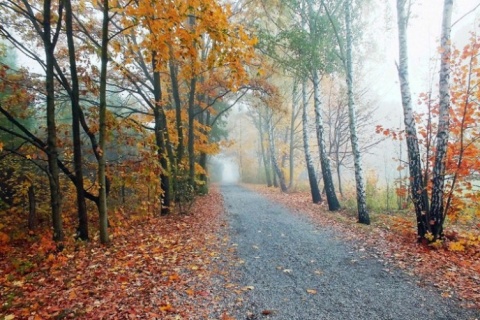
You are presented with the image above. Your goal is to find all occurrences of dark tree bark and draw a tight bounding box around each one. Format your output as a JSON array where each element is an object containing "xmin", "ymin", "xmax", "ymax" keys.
[
  {"xmin": 65, "ymin": 0, "xmax": 88, "ymax": 241},
  {"xmin": 188, "ymin": 76, "xmax": 197, "ymax": 187},
  {"xmin": 98, "ymin": 0, "xmax": 110, "ymax": 244},
  {"xmin": 152, "ymin": 52, "xmax": 171, "ymax": 216},
  {"xmin": 43, "ymin": 0, "xmax": 64, "ymax": 241},
  {"xmin": 27, "ymin": 184, "xmax": 37, "ymax": 231}
]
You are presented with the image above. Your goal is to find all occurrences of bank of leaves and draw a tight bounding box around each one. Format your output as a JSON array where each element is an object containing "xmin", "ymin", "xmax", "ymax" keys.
[{"xmin": 0, "ymin": 188, "xmax": 237, "ymax": 319}]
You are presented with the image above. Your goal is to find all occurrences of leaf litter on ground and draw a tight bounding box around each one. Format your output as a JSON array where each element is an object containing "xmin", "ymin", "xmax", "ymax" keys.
[{"xmin": 0, "ymin": 187, "xmax": 241, "ymax": 319}]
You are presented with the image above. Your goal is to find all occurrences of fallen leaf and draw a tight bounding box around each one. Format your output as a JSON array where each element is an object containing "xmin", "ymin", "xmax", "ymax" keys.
[{"xmin": 306, "ymin": 289, "xmax": 317, "ymax": 294}]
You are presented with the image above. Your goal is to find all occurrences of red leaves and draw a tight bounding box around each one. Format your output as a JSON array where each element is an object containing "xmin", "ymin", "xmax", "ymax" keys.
[{"xmin": 0, "ymin": 189, "xmax": 232, "ymax": 318}]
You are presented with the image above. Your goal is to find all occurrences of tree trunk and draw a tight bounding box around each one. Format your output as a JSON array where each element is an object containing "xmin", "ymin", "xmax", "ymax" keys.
[
  {"xmin": 345, "ymin": 0, "xmax": 370, "ymax": 225},
  {"xmin": 259, "ymin": 115, "xmax": 273, "ymax": 187},
  {"xmin": 396, "ymin": 0, "xmax": 429, "ymax": 240},
  {"xmin": 429, "ymin": 0, "xmax": 453, "ymax": 240},
  {"xmin": 289, "ymin": 82, "xmax": 298, "ymax": 189},
  {"xmin": 313, "ymin": 71, "xmax": 340, "ymax": 211},
  {"xmin": 44, "ymin": 0, "xmax": 63, "ymax": 241},
  {"xmin": 302, "ymin": 79, "xmax": 322, "ymax": 203},
  {"xmin": 27, "ymin": 184, "xmax": 37, "ymax": 231},
  {"xmin": 152, "ymin": 53, "xmax": 171, "ymax": 216},
  {"xmin": 169, "ymin": 58, "xmax": 184, "ymax": 164},
  {"xmin": 188, "ymin": 77, "xmax": 197, "ymax": 187},
  {"xmin": 65, "ymin": 0, "xmax": 88, "ymax": 241},
  {"xmin": 98, "ymin": 0, "xmax": 110, "ymax": 244},
  {"xmin": 198, "ymin": 111, "xmax": 209, "ymax": 192},
  {"xmin": 267, "ymin": 113, "xmax": 288, "ymax": 192}
]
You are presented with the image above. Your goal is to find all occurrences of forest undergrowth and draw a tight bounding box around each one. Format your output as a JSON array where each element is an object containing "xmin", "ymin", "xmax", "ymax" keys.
[
  {"xmin": 0, "ymin": 188, "xmax": 240, "ymax": 319},
  {"xmin": 246, "ymin": 184, "xmax": 480, "ymax": 309}
]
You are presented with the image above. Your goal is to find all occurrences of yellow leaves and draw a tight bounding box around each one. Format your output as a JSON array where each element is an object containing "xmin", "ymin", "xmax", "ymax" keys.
[
  {"xmin": 159, "ymin": 304, "xmax": 175, "ymax": 313},
  {"xmin": 448, "ymin": 241, "xmax": 465, "ymax": 252}
]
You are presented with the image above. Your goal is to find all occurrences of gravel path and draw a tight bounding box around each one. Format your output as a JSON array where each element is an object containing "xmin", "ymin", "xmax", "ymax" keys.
[{"xmin": 221, "ymin": 184, "xmax": 480, "ymax": 320}]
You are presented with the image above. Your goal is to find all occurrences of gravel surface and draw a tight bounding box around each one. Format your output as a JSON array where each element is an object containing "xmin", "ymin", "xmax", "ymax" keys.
[{"xmin": 220, "ymin": 184, "xmax": 480, "ymax": 320}]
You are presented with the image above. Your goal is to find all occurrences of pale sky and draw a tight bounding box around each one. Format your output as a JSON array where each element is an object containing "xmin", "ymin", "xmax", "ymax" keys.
[{"xmin": 355, "ymin": 0, "xmax": 480, "ymax": 184}]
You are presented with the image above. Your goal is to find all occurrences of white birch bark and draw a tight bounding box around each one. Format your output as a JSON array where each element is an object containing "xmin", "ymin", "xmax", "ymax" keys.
[
  {"xmin": 302, "ymin": 79, "xmax": 322, "ymax": 203},
  {"xmin": 345, "ymin": 0, "xmax": 370, "ymax": 224},
  {"xmin": 396, "ymin": 0, "xmax": 429, "ymax": 239},
  {"xmin": 313, "ymin": 70, "xmax": 340, "ymax": 211},
  {"xmin": 429, "ymin": 0, "xmax": 453, "ymax": 239}
]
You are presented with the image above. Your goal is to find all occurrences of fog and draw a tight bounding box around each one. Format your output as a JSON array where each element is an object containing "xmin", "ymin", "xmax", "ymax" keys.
[{"xmin": 219, "ymin": 157, "xmax": 240, "ymax": 184}]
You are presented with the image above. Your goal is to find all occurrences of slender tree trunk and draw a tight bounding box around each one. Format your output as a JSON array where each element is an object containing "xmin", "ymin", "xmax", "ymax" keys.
[
  {"xmin": 289, "ymin": 83, "xmax": 298, "ymax": 189},
  {"xmin": 267, "ymin": 113, "xmax": 288, "ymax": 192},
  {"xmin": 302, "ymin": 79, "xmax": 322, "ymax": 203},
  {"xmin": 345, "ymin": 0, "xmax": 370, "ymax": 224},
  {"xmin": 396, "ymin": 0, "xmax": 428, "ymax": 240},
  {"xmin": 169, "ymin": 58, "xmax": 184, "ymax": 163},
  {"xmin": 27, "ymin": 184, "xmax": 37, "ymax": 231},
  {"xmin": 198, "ymin": 111, "xmax": 209, "ymax": 192},
  {"xmin": 429, "ymin": 0, "xmax": 453, "ymax": 240},
  {"xmin": 336, "ymin": 156, "xmax": 343, "ymax": 197},
  {"xmin": 259, "ymin": 115, "xmax": 272, "ymax": 187},
  {"xmin": 44, "ymin": 0, "xmax": 63, "ymax": 241},
  {"xmin": 313, "ymin": 71, "xmax": 340, "ymax": 211},
  {"xmin": 65, "ymin": 0, "xmax": 88, "ymax": 240},
  {"xmin": 188, "ymin": 76, "xmax": 197, "ymax": 187},
  {"xmin": 98, "ymin": 0, "xmax": 110, "ymax": 244}
]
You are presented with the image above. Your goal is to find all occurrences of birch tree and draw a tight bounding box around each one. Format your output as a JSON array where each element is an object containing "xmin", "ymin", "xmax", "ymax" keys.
[
  {"xmin": 428, "ymin": 0, "xmax": 453, "ymax": 240},
  {"xmin": 396, "ymin": 0, "xmax": 429, "ymax": 239},
  {"xmin": 344, "ymin": 0, "xmax": 369, "ymax": 224},
  {"xmin": 313, "ymin": 70, "xmax": 340, "ymax": 210},
  {"xmin": 302, "ymin": 79, "xmax": 322, "ymax": 203}
]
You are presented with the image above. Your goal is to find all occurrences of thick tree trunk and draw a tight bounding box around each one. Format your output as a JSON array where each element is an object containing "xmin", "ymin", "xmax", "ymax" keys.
[
  {"xmin": 152, "ymin": 53, "xmax": 171, "ymax": 216},
  {"xmin": 396, "ymin": 0, "xmax": 429, "ymax": 240},
  {"xmin": 98, "ymin": 0, "xmax": 110, "ymax": 244},
  {"xmin": 302, "ymin": 79, "xmax": 322, "ymax": 204},
  {"xmin": 429, "ymin": 0, "xmax": 453, "ymax": 240},
  {"xmin": 345, "ymin": 0, "xmax": 370, "ymax": 225},
  {"xmin": 65, "ymin": 0, "xmax": 88, "ymax": 241},
  {"xmin": 313, "ymin": 71, "xmax": 340, "ymax": 211},
  {"xmin": 44, "ymin": 0, "xmax": 63, "ymax": 241},
  {"xmin": 267, "ymin": 114, "xmax": 288, "ymax": 192}
]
